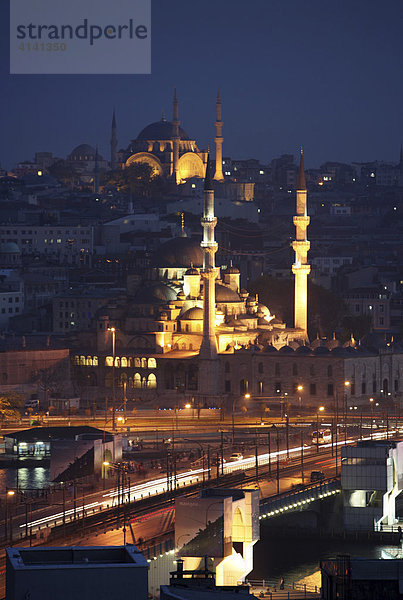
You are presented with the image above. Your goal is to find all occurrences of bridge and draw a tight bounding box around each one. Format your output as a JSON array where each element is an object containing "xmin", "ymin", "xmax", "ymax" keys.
[{"xmin": 259, "ymin": 478, "xmax": 341, "ymax": 521}]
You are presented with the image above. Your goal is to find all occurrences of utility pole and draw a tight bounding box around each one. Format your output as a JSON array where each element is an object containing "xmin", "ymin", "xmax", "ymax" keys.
[
  {"xmin": 220, "ymin": 431, "xmax": 224, "ymax": 476},
  {"xmin": 255, "ymin": 444, "xmax": 259, "ymax": 483},
  {"xmin": 267, "ymin": 430, "xmax": 271, "ymax": 478},
  {"xmin": 300, "ymin": 430, "xmax": 304, "ymax": 484},
  {"xmin": 207, "ymin": 445, "xmax": 211, "ymax": 480},
  {"xmin": 286, "ymin": 414, "xmax": 290, "ymax": 459},
  {"xmin": 316, "ymin": 412, "xmax": 319, "ymax": 454}
]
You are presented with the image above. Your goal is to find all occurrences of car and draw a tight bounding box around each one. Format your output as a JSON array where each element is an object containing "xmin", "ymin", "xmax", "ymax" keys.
[
  {"xmin": 229, "ymin": 452, "xmax": 244, "ymax": 461},
  {"xmin": 310, "ymin": 470, "xmax": 325, "ymax": 483}
]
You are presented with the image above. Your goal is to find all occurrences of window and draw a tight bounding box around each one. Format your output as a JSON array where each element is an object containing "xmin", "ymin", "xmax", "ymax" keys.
[
  {"xmin": 395, "ymin": 379, "xmax": 399, "ymax": 392},
  {"xmin": 225, "ymin": 380, "xmax": 231, "ymax": 392},
  {"xmin": 105, "ymin": 356, "xmax": 113, "ymax": 367},
  {"xmin": 258, "ymin": 381, "xmax": 264, "ymax": 394},
  {"xmin": 327, "ymin": 365, "xmax": 333, "ymax": 377},
  {"xmin": 310, "ymin": 383, "xmax": 317, "ymax": 395},
  {"xmin": 148, "ymin": 358, "xmax": 156, "ymax": 369},
  {"xmin": 373, "ymin": 380, "xmax": 377, "ymax": 393},
  {"xmin": 310, "ymin": 364, "xmax": 315, "ymax": 376},
  {"xmin": 121, "ymin": 357, "xmax": 127, "ymax": 368},
  {"xmin": 225, "ymin": 362, "xmax": 230, "ymax": 374},
  {"xmin": 134, "ymin": 373, "xmax": 141, "ymax": 388},
  {"xmin": 361, "ymin": 382, "xmax": 366, "ymax": 394},
  {"xmin": 275, "ymin": 362, "xmax": 280, "ymax": 376},
  {"xmin": 351, "ymin": 383, "xmax": 356, "ymax": 395},
  {"xmin": 147, "ymin": 373, "xmax": 157, "ymax": 389},
  {"xmin": 258, "ymin": 362, "xmax": 264, "ymax": 374},
  {"xmin": 327, "ymin": 383, "xmax": 334, "ymax": 396},
  {"xmin": 240, "ymin": 379, "xmax": 249, "ymax": 394},
  {"xmin": 292, "ymin": 363, "xmax": 298, "ymax": 376}
]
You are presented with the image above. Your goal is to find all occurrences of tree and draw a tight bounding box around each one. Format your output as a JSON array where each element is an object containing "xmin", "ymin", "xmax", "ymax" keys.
[
  {"xmin": 105, "ymin": 162, "xmax": 165, "ymax": 198},
  {"xmin": 48, "ymin": 160, "xmax": 78, "ymax": 186},
  {"xmin": 249, "ymin": 275, "xmax": 346, "ymax": 338},
  {"xmin": 0, "ymin": 392, "xmax": 25, "ymax": 420}
]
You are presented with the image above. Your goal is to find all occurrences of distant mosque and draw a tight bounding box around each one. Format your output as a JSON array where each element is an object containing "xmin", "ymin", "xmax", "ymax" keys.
[{"xmin": 66, "ymin": 88, "xmax": 225, "ymax": 189}]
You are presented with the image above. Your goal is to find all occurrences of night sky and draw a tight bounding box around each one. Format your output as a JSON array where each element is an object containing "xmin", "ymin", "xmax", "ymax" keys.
[{"xmin": 1, "ymin": 0, "xmax": 402, "ymax": 170}]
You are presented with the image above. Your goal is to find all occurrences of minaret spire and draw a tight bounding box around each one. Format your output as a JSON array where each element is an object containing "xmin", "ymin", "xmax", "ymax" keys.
[
  {"xmin": 199, "ymin": 154, "xmax": 218, "ymax": 361},
  {"xmin": 172, "ymin": 87, "xmax": 180, "ymax": 184},
  {"xmin": 213, "ymin": 88, "xmax": 224, "ymax": 181},
  {"xmin": 94, "ymin": 145, "xmax": 100, "ymax": 194},
  {"xmin": 110, "ymin": 109, "xmax": 117, "ymax": 170},
  {"xmin": 292, "ymin": 147, "xmax": 310, "ymax": 336}
]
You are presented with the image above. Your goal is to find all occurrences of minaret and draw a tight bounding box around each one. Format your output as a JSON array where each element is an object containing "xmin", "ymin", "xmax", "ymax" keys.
[
  {"xmin": 199, "ymin": 155, "xmax": 218, "ymax": 360},
  {"xmin": 213, "ymin": 88, "xmax": 224, "ymax": 181},
  {"xmin": 93, "ymin": 146, "xmax": 99, "ymax": 194},
  {"xmin": 110, "ymin": 109, "xmax": 117, "ymax": 170},
  {"xmin": 292, "ymin": 148, "xmax": 310, "ymax": 334},
  {"xmin": 172, "ymin": 87, "xmax": 180, "ymax": 184}
]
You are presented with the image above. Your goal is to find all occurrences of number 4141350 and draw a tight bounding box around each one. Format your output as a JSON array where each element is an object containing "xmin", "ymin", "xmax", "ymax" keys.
[{"xmin": 19, "ymin": 42, "xmax": 66, "ymax": 51}]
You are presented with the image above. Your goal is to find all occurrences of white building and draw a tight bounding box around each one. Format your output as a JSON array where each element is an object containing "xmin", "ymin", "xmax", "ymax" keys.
[{"xmin": 341, "ymin": 440, "xmax": 403, "ymax": 531}]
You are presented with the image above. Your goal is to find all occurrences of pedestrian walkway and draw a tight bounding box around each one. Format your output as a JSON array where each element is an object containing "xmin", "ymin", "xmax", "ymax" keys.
[{"xmin": 249, "ymin": 583, "xmax": 320, "ymax": 599}]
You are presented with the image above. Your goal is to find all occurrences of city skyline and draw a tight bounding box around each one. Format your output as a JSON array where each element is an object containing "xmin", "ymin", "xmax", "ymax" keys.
[{"xmin": 0, "ymin": 0, "xmax": 402, "ymax": 169}]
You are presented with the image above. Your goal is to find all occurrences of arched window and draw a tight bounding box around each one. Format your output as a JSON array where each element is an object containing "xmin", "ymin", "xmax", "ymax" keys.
[
  {"xmin": 134, "ymin": 357, "xmax": 141, "ymax": 368},
  {"xmin": 134, "ymin": 373, "xmax": 141, "ymax": 388},
  {"xmin": 141, "ymin": 358, "xmax": 147, "ymax": 368},
  {"xmin": 121, "ymin": 357, "xmax": 127, "ymax": 368},
  {"xmin": 240, "ymin": 379, "xmax": 249, "ymax": 394},
  {"xmin": 327, "ymin": 365, "xmax": 333, "ymax": 377},
  {"xmin": 258, "ymin": 381, "xmax": 264, "ymax": 394},
  {"xmin": 258, "ymin": 362, "xmax": 264, "ymax": 374},
  {"xmin": 310, "ymin": 364, "xmax": 315, "ymax": 377},
  {"xmin": 128, "ymin": 377, "xmax": 133, "ymax": 389},
  {"xmin": 225, "ymin": 362, "xmax": 230, "ymax": 373},
  {"xmin": 147, "ymin": 373, "xmax": 157, "ymax": 389},
  {"xmin": 74, "ymin": 355, "xmax": 80, "ymax": 365},
  {"xmin": 141, "ymin": 376, "xmax": 147, "ymax": 388},
  {"xmin": 181, "ymin": 343, "xmax": 186, "ymax": 350},
  {"xmin": 114, "ymin": 357, "xmax": 120, "ymax": 368},
  {"xmin": 104, "ymin": 372, "xmax": 113, "ymax": 388},
  {"xmin": 148, "ymin": 357, "xmax": 156, "ymax": 369},
  {"xmin": 292, "ymin": 363, "xmax": 298, "ymax": 376},
  {"xmin": 189, "ymin": 343, "xmax": 193, "ymax": 350},
  {"xmin": 105, "ymin": 356, "xmax": 113, "ymax": 367},
  {"xmin": 86, "ymin": 356, "xmax": 92, "ymax": 366},
  {"xmin": 127, "ymin": 357, "xmax": 132, "ymax": 368},
  {"xmin": 93, "ymin": 356, "xmax": 98, "ymax": 366},
  {"xmin": 120, "ymin": 373, "xmax": 127, "ymax": 386},
  {"xmin": 80, "ymin": 355, "xmax": 86, "ymax": 366}
]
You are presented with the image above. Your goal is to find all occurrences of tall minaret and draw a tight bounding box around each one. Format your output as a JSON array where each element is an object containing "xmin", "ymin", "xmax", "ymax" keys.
[
  {"xmin": 292, "ymin": 148, "xmax": 310, "ymax": 334},
  {"xmin": 213, "ymin": 88, "xmax": 224, "ymax": 181},
  {"xmin": 110, "ymin": 109, "xmax": 117, "ymax": 170},
  {"xmin": 172, "ymin": 87, "xmax": 180, "ymax": 184},
  {"xmin": 93, "ymin": 146, "xmax": 99, "ymax": 194},
  {"xmin": 199, "ymin": 155, "xmax": 218, "ymax": 360}
]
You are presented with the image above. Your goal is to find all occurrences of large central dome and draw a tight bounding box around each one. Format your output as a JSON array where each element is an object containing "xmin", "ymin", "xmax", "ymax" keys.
[{"xmin": 137, "ymin": 120, "xmax": 190, "ymax": 141}]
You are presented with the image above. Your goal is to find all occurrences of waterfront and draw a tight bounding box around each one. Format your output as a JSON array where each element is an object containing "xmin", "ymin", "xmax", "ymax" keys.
[
  {"xmin": 0, "ymin": 466, "xmax": 49, "ymax": 492},
  {"xmin": 251, "ymin": 535, "xmax": 398, "ymax": 587}
]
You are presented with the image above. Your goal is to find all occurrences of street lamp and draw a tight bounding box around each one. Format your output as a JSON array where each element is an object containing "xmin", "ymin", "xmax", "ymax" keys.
[
  {"xmin": 5, "ymin": 489, "xmax": 15, "ymax": 542},
  {"xmin": 297, "ymin": 385, "xmax": 303, "ymax": 410},
  {"xmin": 108, "ymin": 327, "xmax": 116, "ymax": 431}
]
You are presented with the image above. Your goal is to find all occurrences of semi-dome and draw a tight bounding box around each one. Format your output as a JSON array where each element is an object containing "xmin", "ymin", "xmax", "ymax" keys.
[
  {"xmin": 133, "ymin": 282, "xmax": 178, "ymax": 304},
  {"xmin": 0, "ymin": 242, "xmax": 20, "ymax": 254},
  {"xmin": 215, "ymin": 283, "xmax": 241, "ymax": 303},
  {"xmin": 180, "ymin": 307, "xmax": 203, "ymax": 320},
  {"xmin": 137, "ymin": 120, "xmax": 190, "ymax": 141},
  {"xmin": 278, "ymin": 345, "xmax": 295, "ymax": 354},
  {"xmin": 295, "ymin": 345, "xmax": 313, "ymax": 355},
  {"xmin": 153, "ymin": 237, "xmax": 203, "ymax": 268}
]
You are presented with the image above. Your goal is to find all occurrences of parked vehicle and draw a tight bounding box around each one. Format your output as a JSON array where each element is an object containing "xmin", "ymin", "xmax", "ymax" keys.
[{"xmin": 311, "ymin": 429, "xmax": 331, "ymax": 445}]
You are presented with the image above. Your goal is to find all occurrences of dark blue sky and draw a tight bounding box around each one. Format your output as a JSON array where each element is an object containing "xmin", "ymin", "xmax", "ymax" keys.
[{"xmin": 1, "ymin": 0, "xmax": 402, "ymax": 169}]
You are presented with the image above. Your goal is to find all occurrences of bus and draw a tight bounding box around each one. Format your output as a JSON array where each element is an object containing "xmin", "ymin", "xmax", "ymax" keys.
[{"xmin": 312, "ymin": 428, "xmax": 331, "ymax": 445}]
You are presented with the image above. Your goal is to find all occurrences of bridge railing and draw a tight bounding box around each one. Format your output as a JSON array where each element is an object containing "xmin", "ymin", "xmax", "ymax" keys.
[
  {"xmin": 239, "ymin": 578, "xmax": 321, "ymax": 595},
  {"xmin": 260, "ymin": 478, "xmax": 341, "ymax": 519}
]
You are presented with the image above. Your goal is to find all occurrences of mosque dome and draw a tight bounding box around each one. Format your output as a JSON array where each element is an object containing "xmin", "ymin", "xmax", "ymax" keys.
[
  {"xmin": 185, "ymin": 266, "xmax": 199, "ymax": 276},
  {"xmin": 215, "ymin": 284, "xmax": 241, "ymax": 303},
  {"xmin": 295, "ymin": 345, "xmax": 313, "ymax": 355},
  {"xmin": 133, "ymin": 282, "xmax": 178, "ymax": 304},
  {"xmin": 153, "ymin": 237, "xmax": 203, "ymax": 268},
  {"xmin": 278, "ymin": 345, "xmax": 295, "ymax": 354},
  {"xmin": 225, "ymin": 264, "xmax": 240, "ymax": 275},
  {"xmin": 137, "ymin": 120, "xmax": 190, "ymax": 141},
  {"xmin": 314, "ymin": 346, "xmax": 330, "ymax": 355},
  {"xmin": 69, "ymin": 144, "xmax": 98, "ymax": 160},
  {"xmin": 181, "ymin": 307, "xmax": 203, "ymax": 320}
]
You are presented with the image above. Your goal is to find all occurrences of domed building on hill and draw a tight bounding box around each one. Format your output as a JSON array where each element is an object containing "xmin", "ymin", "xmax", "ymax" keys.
[{"xmin": 121, "ymin": 89, "xmax": 207, "ymax": 184}]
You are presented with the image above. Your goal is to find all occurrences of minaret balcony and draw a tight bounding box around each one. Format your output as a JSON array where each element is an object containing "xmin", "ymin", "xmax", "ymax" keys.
[
  {"xmin": 201, "ymin": 217, "xmax": 217, "ymax": 226},
  {"xmin": 293, "ymin": 215, "xmax": 310, "ymax": 227},
  {"xmin": 292, "ymin": 240, "xmax": 310, "ymax": 252},
  {"xmin": 292, "ymin": 263, "xmax": 311, "ymax": 275}
]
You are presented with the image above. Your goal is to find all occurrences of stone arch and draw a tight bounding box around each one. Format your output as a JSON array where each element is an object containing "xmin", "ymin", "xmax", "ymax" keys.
[
  {"xmin": 178, "ymin": 152, "xmax": 204, "ymax": 181},
  {"xmin": 125, "ymin": 152, "xmax": 163, "ymax": 176}
]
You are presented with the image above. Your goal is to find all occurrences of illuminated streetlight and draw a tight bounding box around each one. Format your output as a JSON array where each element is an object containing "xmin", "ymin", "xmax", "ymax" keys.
[
  {"xmin": 318, "ymin": 406, "xmax": 325, "ymax": 412},
  {"xmin": 108, "ymin": 326, "xmax": 117, "ymax": 430},
  {"xmin": 244, "ymin": 393, "xmax": 251, "ymax": 400},
  {"xmin": 185, "ymin": 403, "xmax": 191, "ymax": 409}
]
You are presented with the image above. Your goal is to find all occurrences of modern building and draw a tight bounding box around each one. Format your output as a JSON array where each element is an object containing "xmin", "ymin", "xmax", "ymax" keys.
[
  {"xmin": 6, "ymin": 545, "xmax": 148, "ymax": 600},
  {"xmin": 341, "ymin": 440, "xmax": 403, "ymax": 531}
]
